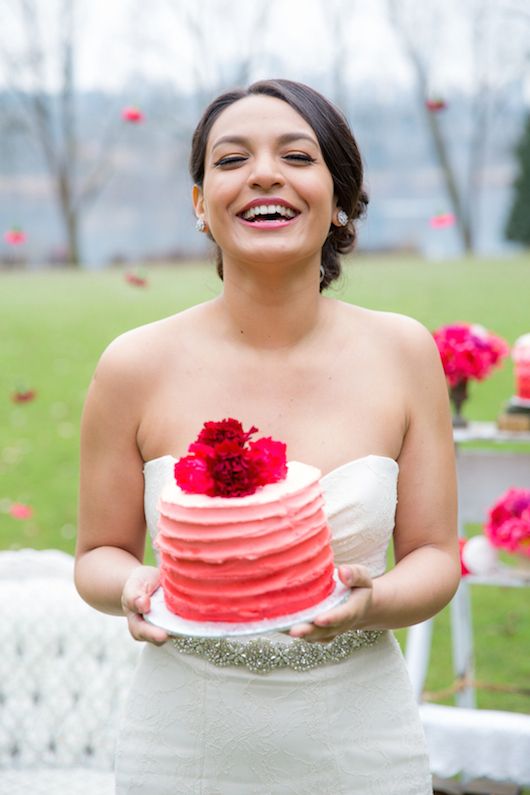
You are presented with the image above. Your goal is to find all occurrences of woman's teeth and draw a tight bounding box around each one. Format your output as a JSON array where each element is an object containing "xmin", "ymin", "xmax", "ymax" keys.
[{"xmin": 241, "ymin": 204, "xmax": 297, "ymax": 221}]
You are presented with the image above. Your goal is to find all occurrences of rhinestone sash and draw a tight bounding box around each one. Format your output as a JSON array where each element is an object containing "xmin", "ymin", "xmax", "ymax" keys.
[{"xmin": 171, "ymin": 629, "xmax": 384, "ymax": 674}]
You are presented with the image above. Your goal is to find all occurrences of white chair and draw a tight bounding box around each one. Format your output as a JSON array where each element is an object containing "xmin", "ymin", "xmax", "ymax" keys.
[
  {"xmin": 0, "ymin": 548, "xmax": 140, "ymax": 795},
  {"xmin": 405, "ymin": 426, "xmax": 530, "ymax": 788}
]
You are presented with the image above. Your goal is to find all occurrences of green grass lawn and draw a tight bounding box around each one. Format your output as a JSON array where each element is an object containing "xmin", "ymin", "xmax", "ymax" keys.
[{"xmin": 1, "ymin": 253, "xmax": 530, "ymax": 718}]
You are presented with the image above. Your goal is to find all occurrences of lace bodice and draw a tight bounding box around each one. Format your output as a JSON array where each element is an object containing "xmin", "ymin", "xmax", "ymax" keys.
[{"xmin": 144, "ymin": 454, "xmax": 399, "ymax": 577}]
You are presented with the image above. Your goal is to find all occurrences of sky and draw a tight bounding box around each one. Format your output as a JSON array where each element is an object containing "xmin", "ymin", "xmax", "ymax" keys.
[{"xmin": 3, "ymin": 0, "xmax": 526, "ymax": 99}]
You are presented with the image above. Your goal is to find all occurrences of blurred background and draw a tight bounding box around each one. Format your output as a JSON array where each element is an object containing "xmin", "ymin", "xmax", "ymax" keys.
[{"xmin": 0, "ymin": 0, "xmax": 529, "ymax": 267}]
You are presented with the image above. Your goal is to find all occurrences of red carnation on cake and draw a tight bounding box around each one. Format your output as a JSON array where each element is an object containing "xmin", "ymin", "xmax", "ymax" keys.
[
  {"xmin": 174, "ymin": 419, "xmax": 287, "ymax": 498},
  {"xmin": 194, "ymin": 418, "xmax": 258, "ymax": 448}
]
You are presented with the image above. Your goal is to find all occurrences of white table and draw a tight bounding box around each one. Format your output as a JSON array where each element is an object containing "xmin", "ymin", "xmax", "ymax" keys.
[
  {"xmin": 407, "ymin": 422, "xmax": 530, "ymax": 707},
  {"xmin": 405, "ymin": 423, "xmax": 530, "ymax": 785}
]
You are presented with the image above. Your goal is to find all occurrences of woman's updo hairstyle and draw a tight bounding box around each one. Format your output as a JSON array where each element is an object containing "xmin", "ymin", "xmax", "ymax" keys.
[{"xmin": 189, "ymin": 78, "xmax": 369, "ymax": 291}]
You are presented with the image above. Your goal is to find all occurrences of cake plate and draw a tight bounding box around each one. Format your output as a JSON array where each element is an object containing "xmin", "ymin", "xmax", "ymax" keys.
[{"xmin": 143, "ymin": 569, "xmax": 351, "ymax": 638}]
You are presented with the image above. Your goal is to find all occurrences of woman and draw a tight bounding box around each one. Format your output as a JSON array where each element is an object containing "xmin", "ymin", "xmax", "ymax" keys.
[{"xmin": 75, "ymin": 79, "xmax": 459, "ymax": 794}]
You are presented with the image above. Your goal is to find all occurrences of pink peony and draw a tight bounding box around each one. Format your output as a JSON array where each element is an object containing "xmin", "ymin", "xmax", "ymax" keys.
[
  {"xmin": 433, "ymin": 323, "xmax": 509, "ymax": 387},
  {"xmin": 485, "ymin": 488, "xmax": 530, "ymax": 558}
]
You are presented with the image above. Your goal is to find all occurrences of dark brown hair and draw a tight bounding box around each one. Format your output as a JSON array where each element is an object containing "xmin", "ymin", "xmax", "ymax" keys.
[{"xmin": 189, "ymin": 79, "xmax": 368, "ymax": 291}]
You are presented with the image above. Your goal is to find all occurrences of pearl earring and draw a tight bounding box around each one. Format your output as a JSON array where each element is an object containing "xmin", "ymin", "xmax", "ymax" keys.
[
  {"xmin": 195, "ymin": 218, "xmax": 206, "ymax": 233},
  {"xmin": 337, "ymin": 209, "xmax": 348, "ymax": 227}
]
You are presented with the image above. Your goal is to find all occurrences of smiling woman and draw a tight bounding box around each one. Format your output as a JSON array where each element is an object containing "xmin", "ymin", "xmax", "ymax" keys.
[
  {"xmin": 189, "ymin": 80, "xmax": 369, "ymax": 290},
  {"xmin": 75, "ymin": 78, "xmax": 459, "ymax": 794}
]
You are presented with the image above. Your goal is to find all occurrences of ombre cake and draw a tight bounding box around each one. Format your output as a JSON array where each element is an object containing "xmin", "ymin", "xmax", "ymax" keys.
[{"xmin": 154, "ymin": 420, "xmax": 335, "ymax": 623}]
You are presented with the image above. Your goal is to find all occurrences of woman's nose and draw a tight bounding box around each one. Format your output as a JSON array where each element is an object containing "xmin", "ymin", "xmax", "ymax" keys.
[{"xmin": 247, "ymin": 154, "xmax": 285, "ymax": 190}]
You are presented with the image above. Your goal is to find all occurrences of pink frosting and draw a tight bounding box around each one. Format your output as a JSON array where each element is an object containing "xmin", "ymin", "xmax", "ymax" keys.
[{"xmin": 155, "ymin": 461, "xmax": 335, "ymax": 622}]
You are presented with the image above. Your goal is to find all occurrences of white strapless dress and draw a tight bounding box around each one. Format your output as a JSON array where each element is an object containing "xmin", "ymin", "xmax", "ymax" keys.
[{"xmin": 115, "ymin": 455, "xmax": 432, "ymax": 794}]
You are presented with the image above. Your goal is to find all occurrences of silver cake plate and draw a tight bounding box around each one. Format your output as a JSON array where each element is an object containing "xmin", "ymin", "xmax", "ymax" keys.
[{"xmin": 143, "ymin": 568, "xmax": 351, "ymax": 638}]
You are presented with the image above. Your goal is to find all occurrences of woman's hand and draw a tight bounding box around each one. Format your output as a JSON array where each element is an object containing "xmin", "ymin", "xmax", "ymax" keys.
[
  {"xmin": 289, "ymin": 564, "xmax": 373, "ymax": 643},
  {"xmin": 121, "ymin": 565, "xmax": 169, "ymax": 646}
]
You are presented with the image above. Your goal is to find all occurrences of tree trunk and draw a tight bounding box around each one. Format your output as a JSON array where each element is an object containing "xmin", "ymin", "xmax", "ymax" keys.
[
  {"xmin": 424, "ymin": 104, "xmax": 474, "ymax": 253},
  {"xmin": 58, "ymin": 172, "xmax": 80, "ymax": 266}
]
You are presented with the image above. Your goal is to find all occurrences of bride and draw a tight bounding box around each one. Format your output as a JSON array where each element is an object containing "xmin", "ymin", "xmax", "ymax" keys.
[{"xmin": 75, "ymin": 78, "xmax": 459, "ymax": 794}]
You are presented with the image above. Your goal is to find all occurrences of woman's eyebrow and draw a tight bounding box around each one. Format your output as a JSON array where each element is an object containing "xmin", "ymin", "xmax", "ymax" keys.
[{"xmin": 211, "ymin": 132, "xmax": 319, "ymax": 152}]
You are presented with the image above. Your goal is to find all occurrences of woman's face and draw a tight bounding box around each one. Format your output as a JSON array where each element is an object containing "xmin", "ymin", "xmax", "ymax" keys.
[{"xmin": 195, "ymin": 94, "xmax": 337, "ymax": 272}]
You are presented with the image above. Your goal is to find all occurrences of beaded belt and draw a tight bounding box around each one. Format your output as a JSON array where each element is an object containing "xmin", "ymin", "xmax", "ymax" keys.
[{"xmin": 171, "ymin": 629, "xmax": 384, "ymax": 674}]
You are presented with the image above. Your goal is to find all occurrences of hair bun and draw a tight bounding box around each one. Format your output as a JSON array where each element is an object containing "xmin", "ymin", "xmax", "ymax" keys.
[{"xmin": 352, "ymin": 188, "xmax": 369, "ymax": 222}]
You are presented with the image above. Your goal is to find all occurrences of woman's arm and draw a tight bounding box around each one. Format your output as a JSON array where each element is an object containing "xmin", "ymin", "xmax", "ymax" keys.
[
  {"xmin": 291, "ymin": 318, "xmax": 460, "ymax": 641},
  {"xmin": 75, "ymin": 335, "xmax": 168, "ymax": 644}
]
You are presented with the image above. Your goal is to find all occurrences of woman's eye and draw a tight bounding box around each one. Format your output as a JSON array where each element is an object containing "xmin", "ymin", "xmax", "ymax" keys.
[
  {"xmin": 214, "ymin": 156, "xmax": 247, "ymax": 167},
  {"xmin": 284, "ymin": 153, "xmax": 316, "ymax": 163}
]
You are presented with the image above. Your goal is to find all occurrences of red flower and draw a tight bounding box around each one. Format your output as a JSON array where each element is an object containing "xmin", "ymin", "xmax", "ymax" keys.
[
  {"xmin": 125, "ymin": 271, "xmax": 147, "ymax": 287},
  {"xmin": 9, "ymin": 502, "xmax": 33, "ymax": 520},
  {"xmin": 174, "ymin": 456, "xmax": 214, "ymax": 495},
  {"xmin": 248, "ymin": 437, "xmax": 288, "ymax": 485},
  {"xmin": 4, "ymin": 228, "xmax": 26, "ymax": 245},
  {"xmin": 485, "ymin": 488, "xmax": 530, "ymax": 558},
  {"xmin": 206, "ymin": 440, "xmax": 260, "ymax": 497},
  {"xmin": 174, "ymin": 419, "xmax": 287, "ymax": 497},
  {"xmin": 11, "ymin": 389, "xmax": 36, "ymax": 403},
  {"xmin": 426, "ymin": 98, "xmax": 447, "ymax": 112},
  {"xmin": 195, "ymin": 418, "xmax": 257, "ymax": 448},
  {"xmin": 429, "ymin": 212, "xmax": 455, "ymax": 229},
  {"xmin": 432, "ymin": 323, "xmax": 509, "ymax": 387},
  {"xmin": 122, "ymin": 106, "xmax": 144, "ymax": 123}
]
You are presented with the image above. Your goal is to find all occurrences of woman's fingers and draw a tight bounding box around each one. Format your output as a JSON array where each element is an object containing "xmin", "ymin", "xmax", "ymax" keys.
[
  {"xmin": 338, "ymin": 563, "xmax": 372, "ymax": 588},
  {"xmin": 121, "ymin": 566, "xmax": 159, "ymax": 611},
  {"xmin": 289, "ymin": 564, "xmax": 374, "ymax": 641},
  {"xmin": 121, "ymin": 565, "xmax": 168, "ymax": 645},
  {"xmin": 127, "ymin": 612, "xmax": 168, "ymax": 646}
]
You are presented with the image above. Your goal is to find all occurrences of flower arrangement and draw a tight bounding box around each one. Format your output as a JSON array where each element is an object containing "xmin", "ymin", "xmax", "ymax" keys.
[
  {"xmin": 174, "ymin": 418, "xmax": 287, "ymax": 498},
  {"xmin": 485, "ymin": 488, "xmax": 530, "ymax": 560},
  {"xmin": 432, "ymin": 323, "xmax": 509, "ymax": 425}
]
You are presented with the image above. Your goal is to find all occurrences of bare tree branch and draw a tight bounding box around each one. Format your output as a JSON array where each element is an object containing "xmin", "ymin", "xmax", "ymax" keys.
[
  {"xmin": 0, "ymin": 0, "xmax": 127, "ymax": 264},
  {"xmin": 387, "ymin": 0, "xmax": 473, "ymax": 252}
]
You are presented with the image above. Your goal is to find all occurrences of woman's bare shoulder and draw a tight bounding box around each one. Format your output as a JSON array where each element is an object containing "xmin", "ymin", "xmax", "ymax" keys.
[
  {"xmin": 336, "ymin": 301, "xmax": 438, "ymax": 359},
  {"xmin": 94, "ymin": 304, "xmax": 208, "ymax": 383}
]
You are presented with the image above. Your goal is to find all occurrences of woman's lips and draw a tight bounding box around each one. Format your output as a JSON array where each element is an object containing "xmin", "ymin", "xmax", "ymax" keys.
[{"xmin": 237, "ymin": 214, "xmax": 301, "ymax": 230}]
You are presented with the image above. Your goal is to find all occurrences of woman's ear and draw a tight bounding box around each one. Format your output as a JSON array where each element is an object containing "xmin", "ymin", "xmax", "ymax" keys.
[{"xmin": 192, "ymin": 184, "xmax": 205, "ymax": 219}]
